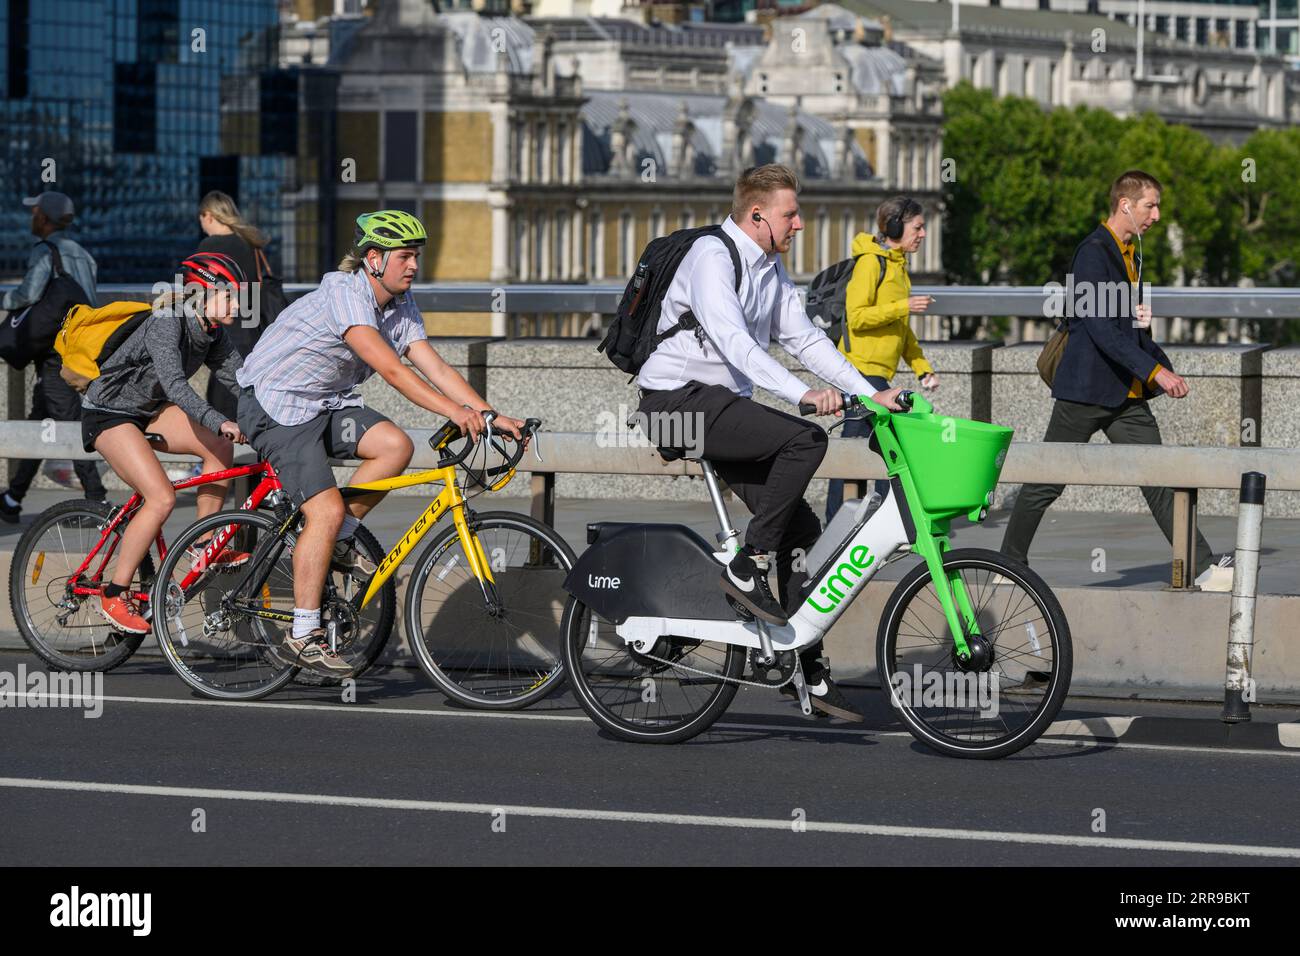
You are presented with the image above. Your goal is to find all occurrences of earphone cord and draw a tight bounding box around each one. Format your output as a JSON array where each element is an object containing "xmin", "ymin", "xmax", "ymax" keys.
[{"xmin": 1126, "ymin": 207, "xmax": 1144, "ymax": 307}]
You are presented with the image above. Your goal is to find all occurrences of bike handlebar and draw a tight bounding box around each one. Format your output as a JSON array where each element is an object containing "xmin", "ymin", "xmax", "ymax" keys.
[
  {"xmin": 429, "ymin": 412, "xmax": 543, "ymax": 477},
  {"xmin": 798, "ymin": 390, "xmax": 914, "ymax": 418}
]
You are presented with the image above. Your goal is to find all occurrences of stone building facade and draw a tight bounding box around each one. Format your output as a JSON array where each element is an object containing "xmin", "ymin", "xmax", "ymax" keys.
[{"xmin": 252, "ymin": 0, "xmax": 946, "ymax": 334}]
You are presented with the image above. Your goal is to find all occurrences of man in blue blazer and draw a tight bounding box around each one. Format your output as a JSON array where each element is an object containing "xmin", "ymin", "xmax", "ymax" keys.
[{"xmin": 1001, "ymin": 170, "xmax": 1232, "ymax": 591}]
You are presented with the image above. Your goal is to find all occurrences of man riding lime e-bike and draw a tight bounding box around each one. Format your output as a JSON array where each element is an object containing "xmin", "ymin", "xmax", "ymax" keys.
[{"xmin": 637, "ymin": 165, "xmax": 906, "ymax": 721}]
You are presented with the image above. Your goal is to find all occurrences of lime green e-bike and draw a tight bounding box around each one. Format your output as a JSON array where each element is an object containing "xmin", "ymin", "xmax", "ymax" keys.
[{"xmin": 561, "ymin": 392, "xmax": 1072, "ymax": 757}]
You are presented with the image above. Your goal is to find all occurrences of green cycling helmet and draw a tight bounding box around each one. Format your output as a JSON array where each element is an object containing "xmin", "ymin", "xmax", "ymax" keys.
[{"xmin": 354, "ymin": 209, "xmax": 427, "ymax": 251}]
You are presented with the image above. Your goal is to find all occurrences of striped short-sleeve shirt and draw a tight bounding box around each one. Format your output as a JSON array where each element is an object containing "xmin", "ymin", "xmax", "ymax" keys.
[{"xmin": 237, "ymin": 269, "xmax": 427, "ymax": 426}]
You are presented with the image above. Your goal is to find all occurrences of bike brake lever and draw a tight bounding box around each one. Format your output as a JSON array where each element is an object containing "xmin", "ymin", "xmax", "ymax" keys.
[{"xmin": 532, "ymin": 429, "xmax": 544, "ymax": 464}]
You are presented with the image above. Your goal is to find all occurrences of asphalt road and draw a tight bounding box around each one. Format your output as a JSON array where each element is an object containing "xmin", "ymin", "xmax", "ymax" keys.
[{"xmin": 2, "ymin": 650, "xmax": 1298, "ymax": 866}]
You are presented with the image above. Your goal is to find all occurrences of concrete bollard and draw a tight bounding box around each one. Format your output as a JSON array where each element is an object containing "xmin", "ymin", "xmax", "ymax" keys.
[{"xmin": 1222, "ymin": 472, "xmax": 1266, "ymax": 723}]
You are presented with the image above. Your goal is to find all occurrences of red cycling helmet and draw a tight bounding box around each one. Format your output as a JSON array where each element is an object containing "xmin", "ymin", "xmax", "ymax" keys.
[{"xmin": 179, "ymin": 251, "xmax": 247, "ymax": 290}]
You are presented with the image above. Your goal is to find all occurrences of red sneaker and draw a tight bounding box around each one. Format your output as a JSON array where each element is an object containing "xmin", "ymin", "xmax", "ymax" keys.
[{"xmin": 99, "ymin": 594, "xmax": 149, "ymax": 634}]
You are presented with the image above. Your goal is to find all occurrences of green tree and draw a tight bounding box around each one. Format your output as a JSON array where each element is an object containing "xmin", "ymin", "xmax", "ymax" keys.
[{"xmin": 940, "ymin": 85, "xmax": 1297, "ymax": 342}]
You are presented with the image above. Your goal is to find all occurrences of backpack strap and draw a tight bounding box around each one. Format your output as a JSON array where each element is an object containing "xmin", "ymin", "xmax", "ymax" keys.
[
  {"xmin": 843, "ymin": 253, "xmax": 890, "ymax": 353},
  {"xmin": 38, "ymin": 239, "xmax": 65, "ymax": 277},
  {"xmin": 254, "ymin": 246, "xmax": 273, "ymax": 282},
  {"xmin": 662, "ymin": 226, "xmax": 742, "ymax": 351}
]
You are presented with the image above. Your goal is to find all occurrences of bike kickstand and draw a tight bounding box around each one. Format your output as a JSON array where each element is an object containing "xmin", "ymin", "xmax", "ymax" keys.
[{"xmin": 790, "ymin": 656, "xmax": 813, "ymax": 717}]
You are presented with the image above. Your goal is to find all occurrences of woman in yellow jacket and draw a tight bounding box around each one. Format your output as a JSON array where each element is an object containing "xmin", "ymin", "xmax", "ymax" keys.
[{"xmin": 826, "ymin": 196, "xmax": 938, "ymax": 522}]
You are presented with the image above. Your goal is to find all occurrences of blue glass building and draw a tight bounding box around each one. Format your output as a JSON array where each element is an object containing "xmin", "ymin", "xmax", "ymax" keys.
[{"xmin": 0, "ymin": 0, "xmax": 295, "ymax": 284}]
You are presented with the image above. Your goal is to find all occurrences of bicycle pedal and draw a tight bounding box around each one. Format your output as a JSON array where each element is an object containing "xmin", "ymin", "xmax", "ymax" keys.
[
  {"xmin": 789, "ymin": 664, "xmax": 813, "ymax": 716},
  {"xmin": 725, "ymin": 595, "xmax": 755, "ymax": 623}
]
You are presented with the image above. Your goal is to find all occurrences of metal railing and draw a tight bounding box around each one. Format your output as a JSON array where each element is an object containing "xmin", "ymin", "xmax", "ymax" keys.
[
  {"xmin": 2, "ymin": 421, "xmax": 1296, "ymax": 591},
  {"xmin": 14, "ymin": 282, "xmax": 1288, "ymax": 344},
  {"xmin": 12, "ymin": 283, "xmax": 1300, "ymax": 321}
]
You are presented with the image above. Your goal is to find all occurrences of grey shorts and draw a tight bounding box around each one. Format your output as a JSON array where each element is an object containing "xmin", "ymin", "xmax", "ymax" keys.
[{"xmin": 237, "ymin": 389, "xmax": 393, "ymax": 504}]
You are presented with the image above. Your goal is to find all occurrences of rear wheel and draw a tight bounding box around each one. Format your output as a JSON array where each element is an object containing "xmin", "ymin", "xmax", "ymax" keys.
[
  {"xmin": 561, "ymin": 596, "xmax": 745, "ymax": 743},
  {"xmin": 877, "ymin": 547, "xmax": 1072, "ymax": 759},
  {"xmin": 9, "ymin": 499, "xmax": 153, "ymax": 672}
]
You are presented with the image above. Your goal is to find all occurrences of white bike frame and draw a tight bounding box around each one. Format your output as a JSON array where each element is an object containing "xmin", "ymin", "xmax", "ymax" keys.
[{"xmin": 614, "ymin": 461, "xmax": 911, "ymax": 659}]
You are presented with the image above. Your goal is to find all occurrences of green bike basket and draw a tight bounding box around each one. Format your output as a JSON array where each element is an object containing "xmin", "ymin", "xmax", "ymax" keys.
[{"xmin": 889, "ymin": 413, "xmax": 1014, "ymax": 517}]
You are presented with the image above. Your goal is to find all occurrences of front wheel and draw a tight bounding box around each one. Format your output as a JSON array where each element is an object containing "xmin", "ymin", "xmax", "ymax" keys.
[
  {"xmin": 561, "ymin": 596, "xmax": 746, "ymax": 744},
  {"xmin": 877, "ymin": 548, "xmax": 1072, "ymax": 759}
]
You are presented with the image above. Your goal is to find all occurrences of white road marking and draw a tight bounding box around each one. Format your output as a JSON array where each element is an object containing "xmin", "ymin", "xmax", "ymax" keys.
[
  {"xmin": 1, "ymin": 776, "xmax": 1298, "ymax": 859},
  {"xmin": 6, "ymin": 691, "xmax": 1299, "ymax": 757}
]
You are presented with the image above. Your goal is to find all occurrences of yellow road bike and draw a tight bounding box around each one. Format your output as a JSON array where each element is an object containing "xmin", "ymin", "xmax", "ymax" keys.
[{"xmin": 150, "ymin": 415, "xmax": 575, "ymax": 705}]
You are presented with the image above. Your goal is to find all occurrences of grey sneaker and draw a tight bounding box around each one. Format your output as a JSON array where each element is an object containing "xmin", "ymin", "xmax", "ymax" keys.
[
  {"xmin": 278, "ymin": 628, "xmax": 352, "ymax": 675},
  {"xmin": 331, "ymin": 537, "xmax": 377, "ymax": 577}
]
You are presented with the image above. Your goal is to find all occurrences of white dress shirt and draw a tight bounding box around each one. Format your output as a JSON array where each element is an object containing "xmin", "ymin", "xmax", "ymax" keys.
[{"xmin": 636, "ymin": 216, "xmax": 882, "ymax": 407}]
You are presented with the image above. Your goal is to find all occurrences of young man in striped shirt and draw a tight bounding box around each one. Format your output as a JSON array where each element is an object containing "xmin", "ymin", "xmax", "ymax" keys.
[{"xmin": 237, "ymin": 211, "xmax": 526, "ymax": 674}]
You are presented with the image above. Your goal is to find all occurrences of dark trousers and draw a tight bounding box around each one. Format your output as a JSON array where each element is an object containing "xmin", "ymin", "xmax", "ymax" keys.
[
  {"xmin": 8, "ymin": 354, "xmax": 105, "ymax": 501},
  {"xmin": 1000, "ymin": 397, "xmax": 1214, "ymax": 576},
  {"xmin": 824, "ymin": 373, "xmax": 891, "ymax": 522},
  {"xmin": 639, "ymin": 383, "xmax": 829, "ymax": 662}
]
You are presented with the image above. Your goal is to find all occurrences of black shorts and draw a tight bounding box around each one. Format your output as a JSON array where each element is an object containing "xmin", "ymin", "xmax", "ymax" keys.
[
  {"xmin": 237, "ymin": 389, "xmax": 393, "ymax": 505},
  {"xmin": 82, "ymin": 408, "xmax": 153, "ymax": 453}
]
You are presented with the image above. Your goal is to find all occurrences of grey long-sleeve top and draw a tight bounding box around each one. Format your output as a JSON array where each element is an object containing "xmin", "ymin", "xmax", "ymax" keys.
[{"xmin": 82, "ymin": 307, "xmax": 242, "ymax": 435}]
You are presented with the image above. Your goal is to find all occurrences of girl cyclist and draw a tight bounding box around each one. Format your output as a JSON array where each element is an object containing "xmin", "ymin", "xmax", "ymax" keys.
[{"xmin": 81, "ymin": 252, "xmax": 249, "ymax": 634}]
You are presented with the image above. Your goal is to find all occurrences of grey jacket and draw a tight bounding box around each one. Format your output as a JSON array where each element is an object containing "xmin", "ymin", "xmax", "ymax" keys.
[
  {"xmin": 1, "ymin": 233, "xmax": 98, "ymax": 311},
  {"xmin": 83, "ymin": 308, "xmax": 242, "ymax": 435}
]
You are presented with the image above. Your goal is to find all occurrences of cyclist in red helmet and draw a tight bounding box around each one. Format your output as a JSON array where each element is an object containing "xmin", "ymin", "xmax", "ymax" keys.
[{"xmin": 81, "ymin": 251, "xmax": 251, "ymax": 634}]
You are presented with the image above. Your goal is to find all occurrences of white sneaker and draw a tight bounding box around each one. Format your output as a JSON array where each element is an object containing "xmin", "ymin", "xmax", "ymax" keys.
[{"xmin": 1194, "ymin": 555, "xmax": 1235, "ymax": 592}]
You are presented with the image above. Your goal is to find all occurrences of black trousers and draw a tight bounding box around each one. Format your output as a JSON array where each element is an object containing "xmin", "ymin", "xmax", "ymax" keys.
[
  {"xmin": 1000, "ymin": 397, "xmax": 1214, "ymax": 576},
  {"xmin": 8, "ymin": 354, "xmax": 105, "ymax": 501},
  {"xmin": 639, "ymin": 383, "xmax": 829, "ymax": 661}
]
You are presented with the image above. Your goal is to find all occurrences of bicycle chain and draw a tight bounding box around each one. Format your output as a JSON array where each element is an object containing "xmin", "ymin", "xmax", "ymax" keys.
[{"xmin": 636, "ymin": 648, "xmax": 798, "ymax": 691}]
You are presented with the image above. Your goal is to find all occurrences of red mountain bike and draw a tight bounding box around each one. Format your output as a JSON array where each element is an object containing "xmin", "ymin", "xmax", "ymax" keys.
[{"xmin": 8, "ymin": 457, "xmax": 394, "ymax": 675}]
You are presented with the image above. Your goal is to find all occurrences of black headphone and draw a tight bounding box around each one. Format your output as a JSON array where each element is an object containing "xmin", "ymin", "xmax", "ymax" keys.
[
  {"xmin": 751, "ymin": 210, "xmax": 776, "ymax": 252},
  {"xmin": 884, "ymin": 197, "xmax": 922, "ymax": 241}
]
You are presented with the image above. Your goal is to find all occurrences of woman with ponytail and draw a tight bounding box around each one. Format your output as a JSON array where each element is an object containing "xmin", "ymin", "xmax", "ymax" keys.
[{"xmin": 198, "ymin": 191, "xmax": 269, "ymax": 417}]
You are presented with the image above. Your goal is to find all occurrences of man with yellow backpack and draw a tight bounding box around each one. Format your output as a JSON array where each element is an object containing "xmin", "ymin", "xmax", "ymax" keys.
[{"xmin": 822, "ymin": 196, "xmax": 938, "ymax": 523}]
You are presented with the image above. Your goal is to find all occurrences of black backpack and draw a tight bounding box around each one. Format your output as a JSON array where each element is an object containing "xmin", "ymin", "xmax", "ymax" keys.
[
  {"xmin": 0, "ymin": 240, "xmax": 91, "ymax": 369},
  {"xmin": 805, "ymin": 252, "xmax": 887, "ymax": 352},
  {"xmin": 597, "ymin": 225, "xmax": 741, "ymax": 375}
]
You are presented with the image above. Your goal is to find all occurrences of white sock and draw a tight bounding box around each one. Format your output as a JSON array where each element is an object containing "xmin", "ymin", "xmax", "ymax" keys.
[
  {"xmin": 337, "ymin": 514, "xmax": 360, "ymax": 542},
  {"xmin": 3, "ymin": 493, "xmax": 17, "ymax": 508},
  {"xmin": 292, "ymin": 607, "xmax": 321, "ymax": 640}
]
